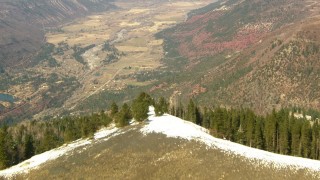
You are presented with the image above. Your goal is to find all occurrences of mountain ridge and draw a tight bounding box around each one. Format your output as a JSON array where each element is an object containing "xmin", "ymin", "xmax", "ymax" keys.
[{"xmin": 1, "ymin": 106, "xmax": 319, "ymax": 179}]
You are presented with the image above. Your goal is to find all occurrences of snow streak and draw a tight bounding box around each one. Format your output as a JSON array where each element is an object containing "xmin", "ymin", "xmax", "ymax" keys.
[{"xmin": 141, "ymin": 107, "xmax": 320, "ymax": 172}]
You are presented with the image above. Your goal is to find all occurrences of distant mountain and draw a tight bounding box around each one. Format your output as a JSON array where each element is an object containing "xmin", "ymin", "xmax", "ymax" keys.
[
  {"xmin": 1, "ymin": 107, "xmax": 319, "ymax": 179},
  {"xmin": 0, "ymin": 0, "xmax": 116, "ymax": 69},
  {"xmin": 155, "ymin": 0, "xmax": 320, "ymax": 113}
]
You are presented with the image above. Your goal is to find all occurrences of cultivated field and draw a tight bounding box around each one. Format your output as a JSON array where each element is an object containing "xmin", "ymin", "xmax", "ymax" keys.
[{"xmin": 37, "ymin": 0, "xmax": 212, "ymax": 116}]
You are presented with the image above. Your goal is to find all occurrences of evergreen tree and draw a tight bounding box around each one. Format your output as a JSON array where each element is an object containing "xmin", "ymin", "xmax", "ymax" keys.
[
  {"xmin": 279, "ymin": 115, "xmax": 290, "ymax": 155},
  {"xmin": 100, "ymin": 110, "xmax": 112, "ymax": 127},
  {"xmin": 187, "ymin": 99, "xmax": 197, "ymax": 123},
  {"xmin": 24, "ymin": 134, "xmax": 35, "ymax": 160},
  {"xmin": 116, "ymin": 103, "xmax": 131, "ymax": 127},
  {"xmin": 231, "ymin": 110, "xmax": 240, "ymax": 141},
  {"xmin": 110, "ymin": 101, "xmax": 118, "ymax": 118},
  {"xmin": 291, "ymin": 119, "xmax": 301, "ymax": 156},
  {"xmin": 264, "ymin": 111, "xmax": 277, "ymax": 152},
  {"xmin": 176, "ymin": 102, "xmax": 184, "ymax": 119},
  {"xmin": 0, "ymin": 126, "xmax": 9, "ymax": 169},
  {"xmin": 311, "ymin": 121, "xmax": 319, "ymax": 159},
  {"xmin": 211, "ymin": 107, "xmax": 224, "ymax": 138},
  {"xmin": 155, "ymin": 97, "xmax": 168, "ymax": 116},
  {"xmin": 245, "ymin": 110, "xmax": 255, "ymax": 147},
  {"xmin": 254, "ymin": 118, "xmax": 264, "ymax": 149},
  {"xmin": 131, "ymin": 92, "xmax": 152, "ymax": 122},
  {"xmin": 300, "ymin": 121, "xmax": 311, "ymax": 157},
  {"xmin": 202, "ymin": 107, "xmax": 210, "ymax": 129},
  {"xmin": 38, "ymin": 129, "xmax": 60, "ymax": 153},
  {"xmin": 63, "ymin": 119, "xmax": 78, "ymax": 143}
]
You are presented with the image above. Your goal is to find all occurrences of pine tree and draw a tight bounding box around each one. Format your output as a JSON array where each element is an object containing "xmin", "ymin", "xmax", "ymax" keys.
[
  {"xmin": 0, "ymin": 126, "xmax": 9, "ymax": 169},
  {"xmin": 254, "ymin": 118, "xmax": 264, "ymax": 149},
  {"xmin": 279, "ymin": 115, "xmax": 290, "ymax": 155},
  {"xmin": 115, "ymin": 103, "xmax": 131, "ymax": 127},
  {"xmin": 231, "ymin": 110, "xmax": 240, "ymax": 142},
  {"xmin": 63, "ymin": 118, "xmax": 80, "ymax": 142},
  {"xmin": 131, "ymin": 93, "xmax": 152, "ymax": 122},
  {"xmin": 155, "ymin": 97, "xmax": 168, "ymax": 116},
  {"xmin": 245, "ymin": 110, "xmax": 255, "ymax": 147},
  {"xmin": 300, "ymin": 121, "xmax": 311, "ymax": 158},
  {"xmin": 100, "ymin": 110, "xmax": 112, "ymax": 127},
  {"xmin": 176, "ymin": 102, "xmax": 184, "ymax": 119},
  {"xmin": 212, "ymin": 107, "xmax": 224, "ymax": 138},
  {"xmin": 187, "ymin": 99, "xmax": 197, "ymax": 123},
  {"xmin": 110, "ymin": 101, "xmax": 118, "ymax": 118},
  {"xmin": 202, "ymin": 107, "xmax": 210, "ymax": 129},
  {"xmin": 264, "ymin": 110, "xmax": 277, "ymax": 152},
  {"xmin": 24, "ymin": 134, "xmax": 35, "ymax": 160},
  {"xmin": 311, "ymin": 121, "xmax": 319, "ymax": 159},
  {"xmin": 291, "ymin": 119, "xmax": 301, "ymax": 156}
]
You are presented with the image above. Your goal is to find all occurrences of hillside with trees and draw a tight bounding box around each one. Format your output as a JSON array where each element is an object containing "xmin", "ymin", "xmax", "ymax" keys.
[
  {"xmin": 148, "ymin": 0, "xmax": 320, "ymax": 114},
  {"xmin": 1, "ymin": 93, "xmax": 320, "ymax": 170}
]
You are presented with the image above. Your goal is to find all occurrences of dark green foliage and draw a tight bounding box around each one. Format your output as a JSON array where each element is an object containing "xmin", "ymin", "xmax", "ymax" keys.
[
  {"xmin": 100, "ymin": 110, "xmax": 113, "ymax": 127},
  {"xmin": 2, "ymin": 92, "xmax": 320, "ymax": 171},
  {"xmin": 173, "ymin": 102, "xmax": 185, "ymax": 119},
  {"xmin": 115, "ymin": 103, "xmax": 131, "ymax": 127},
  {"xmin": 32, "ymin": 43, "xmax": 55, "ymax": 65},
  {"xmin": 170, "ymin": 99, "xmax": 320, "ymax": 161},
  {"xmin": 102, "ymin": 41, "xmax": 121, "ymax": 64},
  {"xmin": 37, "ymin": 129, "xmax": 61, "ymax": 153},
  {"xmin": 254, "ymin": 118, "xmax": 264, "ymax": 149},
  {"xmin": 24, "ymin": 134, "xmax": 35, "ymax": 160},
  {"xmin": 186, "ymin": 99, "xmax": 201, "ymax": 125},
  {"xmin": 155, "ymin": 97, "xmax": 169, "ymax": 116},
  {"xmin": 202, "ymin": 107, "xmax": 210, "ymax": 129},
  {"xmin": 110, "ymin": 101, "xmax": 119, "ymax": 118},
  {"xmin": 72, "ymin": 44, "xmax": 95, "ymax": 65},
  {"xmin": 0, "ymin": 108, "xmax": 114, "ymax": 169},
  {"xmin": 131, "ymin": 92, "xmax": 153, "ymax": 122},
  {"xmin": 28, "ymin": 43, "xmax": 60, "ymax": 67},
  {"xmin": 187, "ymin": 99, "xmax": 197, "ymax": 123},
  {"xmin": 0, "ymin": 126, "xmax": 9, "ymax": 169}
]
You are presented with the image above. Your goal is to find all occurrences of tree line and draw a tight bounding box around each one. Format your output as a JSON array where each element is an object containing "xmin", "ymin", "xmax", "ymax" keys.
[
  {"xmin": 1, "ymin": 92, "xmax": 320, "ymax": 170},
  {"xmin": 0, "ymin": 92, "xmax": 154, "ymax": 169},
  {"xmin": 171, "ymin": 99, "xmax": 320, "ymax": 160}
]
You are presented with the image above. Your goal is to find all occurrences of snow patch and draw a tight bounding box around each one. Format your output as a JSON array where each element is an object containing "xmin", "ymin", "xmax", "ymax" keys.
[
  {"xmin": 141, "ymin": 107, "xmax": 320, "ymax": 172},
  {"xmin": 94, "ymin": 124, "xmax": 118, "ymax": 140},
  {"xmin": 0, "ymin": 126, "xmax": 119, "ymax": 178}
]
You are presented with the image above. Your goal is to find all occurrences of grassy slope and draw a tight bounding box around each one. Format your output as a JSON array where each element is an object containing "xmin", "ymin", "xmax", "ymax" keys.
[{"xmin": 14, "ymin": 127, "xmax": 319, "ymax": 180}]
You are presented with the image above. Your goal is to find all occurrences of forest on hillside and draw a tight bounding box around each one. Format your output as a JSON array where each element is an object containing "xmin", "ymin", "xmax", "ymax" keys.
[{"xmin": 1, "ymin": 93, "xmax": 320, "ymax": 170}]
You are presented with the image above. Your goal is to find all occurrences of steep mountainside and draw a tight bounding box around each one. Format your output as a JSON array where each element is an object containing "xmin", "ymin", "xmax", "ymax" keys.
[
  {"xmin": 154, "ymin": 0, "xmax": 320, "ymax": 113},
  {"xmin": 0, "ymin": 0, "xmax": 116, "ymax": 68},
  {"xmin": 1, "ymin": 109, "xmax": 319, "ymax": 179}
]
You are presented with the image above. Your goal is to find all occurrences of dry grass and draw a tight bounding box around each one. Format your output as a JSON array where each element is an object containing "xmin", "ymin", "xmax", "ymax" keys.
[{"xmin": 16, "ymin": 128, "xmax": 320, "ymax": 180}]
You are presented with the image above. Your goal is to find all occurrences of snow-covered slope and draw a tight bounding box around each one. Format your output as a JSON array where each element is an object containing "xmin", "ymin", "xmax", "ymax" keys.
[
  {"xmin": 1, "ymin": 106, "xmax": 320, "ymax": 179},
  {"xmin": 142, "ymin": 107, "xmax": 320, "ymax": 172},
  {"xmin": 0, "ymin": 126, "xmax": 119, "ymax": 178}
]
